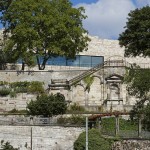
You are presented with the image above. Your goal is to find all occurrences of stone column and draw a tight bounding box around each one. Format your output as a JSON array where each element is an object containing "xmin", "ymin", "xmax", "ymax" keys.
[{"xmin": 115, "ymin": 115, "xmax": 120, "ymax": 136}]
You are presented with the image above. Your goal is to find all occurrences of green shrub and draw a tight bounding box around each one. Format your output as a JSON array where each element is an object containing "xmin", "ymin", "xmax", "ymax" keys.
[
  {"xmin": 57, "ymin": 115, "xmax": 85, "ymax": 126},
  {"xmin": 0, "ymin": 88, "xmax": 10, "ymax": 96},
  {"xmin": 102, "ymin": 117, "xmax": 137, "ymax": 131},
  {"xmin": 74, "ymin": 129, "xmax": 114, "ymax": 150},
  {"xmin": 0, "ymin": 81, "xmax": 8, "ymax": 86},
  {"xmin": 10, "ymin": 81, "xmax": 44, "ymax": 94},
  {"xmin": 69, "ymin": 103, "xmax": 85, "ymax": 112},
  {"xmin": 9, "ymin": 91, "xmax": 17, "ymax": 98},
  {"xmin": 8, "ymin": 108, "xmax": 28, "ymax": 114},
  {"xmin": 14, "ymin": 87, "xmax": 28, "ymax": 93},
  {"xmin": 10, "ymin": 81, "xmax": 30, "ymax": 93},
  {"xmin": 27, "ymin": 93, "xmax": 67, "ymax": 117},
  {"xmin": 28, "ymin": 81, "xmax": 44, "ymax": 94},
  {"xmin": 10, "ymin": 81, "xmax": 30, "ymax": 89},
  {"xmin": 83, "ymin": 75, "xmax": 94, "ymax": 92},
  {"xmin": 8, "ymin": 108, "xmax": 18, "ymax": 113},
  {"xmin": 1, "ymin": 140, "xmax": 19, "ymax": 150}
]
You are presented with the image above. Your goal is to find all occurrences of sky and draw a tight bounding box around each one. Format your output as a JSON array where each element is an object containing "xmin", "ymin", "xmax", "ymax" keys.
[{"xmin": 0, "ymin": 0, "xmax": 150, "ymax": 40}]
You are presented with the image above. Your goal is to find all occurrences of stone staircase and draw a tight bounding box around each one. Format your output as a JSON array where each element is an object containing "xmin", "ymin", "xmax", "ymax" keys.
[
  {"xmin": 48, "ymin": 59, "xmax": 148, "ymax": 90},
  {"xmin": 49, "ymin": 79, "xmax": 69, "ymax": 90},
  {"xmin": 49, "ymin": 61, "xmax": 108, "ymax": 89}
]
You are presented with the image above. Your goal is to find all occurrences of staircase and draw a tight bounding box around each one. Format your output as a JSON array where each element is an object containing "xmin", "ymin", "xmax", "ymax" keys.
[
  {"xmin": 49, "ymin": 79, "xmax": 69, "ymax": 90},
  {"xmin": 48, "ymin": 59, "xmax": 149, "ymax": 89},
  {"xmin": 68, "ymin": 61, "xmax": 107, "ymax": 86},
  {"xmin": 48, "ymin": 61, "xmax": 108, "ymax": 89}
]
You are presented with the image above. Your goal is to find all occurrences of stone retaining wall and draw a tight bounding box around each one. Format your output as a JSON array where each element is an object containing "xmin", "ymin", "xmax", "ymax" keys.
[
  {"xmin": 0, "ymin": 126, "xmax": 84, "ymax": 150},
  {"xmin": 112, "ymin": 140, "xmax": 150, "ymax": 150}
]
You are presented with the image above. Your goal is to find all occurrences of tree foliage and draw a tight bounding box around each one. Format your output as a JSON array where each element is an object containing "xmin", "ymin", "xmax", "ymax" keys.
[
  {"xmin": 27, "ymin": 93, "xmax": 67, "ymax": 117},
  {"xmin": 74, "ymin": 129, "xmax": 114, "ymax": 150},
  {"xmin": 119, "ymin": 6, "xmax": 150, "ymax": 57},
  {"xmin": 119, "ymin": 6, "xmax": 150, "ymax": 131},
  {"xmin": 124, "ymin": 67, "xmax": 150, "ymax": 99},
  {"xmin": 0, "ymin": 0, "xmax": 90, "ymax": 70},
  {"xmin": 124, "ymin": 67, "xmax": 150, "ymax": 130},
  {"xmin": 0, "ymin": 34, "xmax": 17, "ymax": 70}
]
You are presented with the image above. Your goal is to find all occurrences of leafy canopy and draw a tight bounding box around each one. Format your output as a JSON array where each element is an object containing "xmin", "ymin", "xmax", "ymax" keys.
[
  {"xmin": 125, "ymin": 67, "xmax": 150, "ymax": 130},
  {"xmin": 119, "ymin": 6, "xmax": 150, "ymax": 57},
  {"xmin": 119, "ymin": 6, "xmax": 150, "ymax": 131},
  {"xmin": 124, "ymin": 67, "xmax": 150, "ymax": 99},
  {"xmin": 27, "ymin": 93, "xmax": 67, "ymax": 117},
  {"xmin": 0, "ymin": 0, "xmax": 90, "ymax": 70}
]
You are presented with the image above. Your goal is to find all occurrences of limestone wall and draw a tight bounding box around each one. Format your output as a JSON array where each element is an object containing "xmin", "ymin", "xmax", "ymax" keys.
[
  {"xmin": 80, "ymin": 35, "xmax": 150, "ymax": 66},
  {"xmin": 112, "ymin": 140, "xmax": 150, "ymax": 150},
  {"xmin": 0, "ymin": 30, "xmax": 149, "ymax": 112},
  {"xmin": 0, "ymin": 67, "xmax": 137, "ymax": 112},
  {"xmin": 0, "ymin": 126, "xmax": 83, "ymax": 150}
]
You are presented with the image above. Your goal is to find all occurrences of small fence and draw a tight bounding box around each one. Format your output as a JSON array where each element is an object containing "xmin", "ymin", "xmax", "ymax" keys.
[
  {"xmin": 0, "ymin": 115, "xmax": 150, "ymax": 139},
  {"xmin": 100, "ymin": 116, "xmax": 150, "ymax": 139}
]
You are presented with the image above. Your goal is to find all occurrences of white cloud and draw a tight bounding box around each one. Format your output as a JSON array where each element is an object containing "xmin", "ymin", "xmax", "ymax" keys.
[{"xmin": 75, "ymin": 0, "xmax": 136, "ymax": 39}]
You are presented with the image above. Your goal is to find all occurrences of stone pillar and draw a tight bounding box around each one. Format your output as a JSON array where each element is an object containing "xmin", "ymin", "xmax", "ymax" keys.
[
  {"xmin": 138, "ymin": 116, "xmax": 142, "ymax": 138},
  {"xmin": 85, "ymin": 91, "xmax": 88, "ymax": 107},
  {"xmin": 115, "ymin": 115, "xmax": 119, "ymax": 136}
]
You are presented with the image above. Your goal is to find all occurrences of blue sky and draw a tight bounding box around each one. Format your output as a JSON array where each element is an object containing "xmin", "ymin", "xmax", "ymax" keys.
[{"xmin": 0, "ymin": 0, "xmax": 150, "ymax": 39}]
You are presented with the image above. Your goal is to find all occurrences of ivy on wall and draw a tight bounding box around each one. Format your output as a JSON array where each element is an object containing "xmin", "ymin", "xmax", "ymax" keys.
[
  {"xmin": 0, "ymin": 81, "xmax": 45, "ymax": 97},
  {"xmin": 83, "ymin": 75, "xmax": 94, "ymax": 92}
]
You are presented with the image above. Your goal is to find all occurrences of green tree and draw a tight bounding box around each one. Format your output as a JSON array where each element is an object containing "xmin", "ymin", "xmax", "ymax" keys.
[
  {"xmin": 118, "ymin": 6, "xmax": 150, "ymax": 57},
  {"xmin": 27, "ymin": 93, "xmax": 67, "ymax": 117},
  {"xmin": 74, "ymin": 129, "xmax": 114, "ymax": 150},
  {"xmin": 124, "ymin": 67, "xmax": 150, "ymax": 130},
  {"xmin": 0, "ymin": 35, "xmax": 17, "ymax": 70},
  {"xmin": 1, "ymin": 140, "xmax": 19, "ymax": 150},
  {"xmin": 119, "ymin": 6, "xmax": 150, "ymax": 130},
  {"xmin": 0, "ymin": 0, "xmax": 90, "ymax": 70}
]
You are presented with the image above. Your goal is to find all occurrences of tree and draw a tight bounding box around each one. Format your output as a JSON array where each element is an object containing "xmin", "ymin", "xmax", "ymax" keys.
[
  {"xmin": 124, "ymin": 67, "xmax": 150, "ymax": 130},
  {"xmin": 0, "ymin": 0, "xmax": 90, "ymax": 70},
  {"xmin": 124, "ymin": 67, "xmax": 150, "ymax": 99},
  {"xmin": 27, "ymin": 93, "xmax": 67, "ymax": 117},
  {"xmin": 119, "ymin": 6, "xmax": 150, "ymax": 130},
  {"xmin": 74, "ymin": 129, "xmax": 114, "ymax": 150},
  {"xmin": 118, "ymin": 6, "xmax": 150, "ymax": 57},
  {"xmin": 0, "ymin": 34, "xmax": 18, "ymax": 70}
]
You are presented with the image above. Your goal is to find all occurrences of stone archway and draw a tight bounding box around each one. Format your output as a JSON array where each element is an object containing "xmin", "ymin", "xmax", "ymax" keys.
[
  {"xmin": 72, "ymin": 84, "xmax": 86, "ymax": 106},
  {"xmin": 88, "ymin": 76, "xmax": 102, "ymax": 106}
]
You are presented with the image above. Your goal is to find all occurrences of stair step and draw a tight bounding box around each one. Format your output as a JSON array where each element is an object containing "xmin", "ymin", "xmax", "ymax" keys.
[
  {"xmin": 49, "ymin": 84, "xmax": 69, "ymax": 87},
  {"xmin": 51, "ymin": 79, "xmax": 68, "ymax": 84}
]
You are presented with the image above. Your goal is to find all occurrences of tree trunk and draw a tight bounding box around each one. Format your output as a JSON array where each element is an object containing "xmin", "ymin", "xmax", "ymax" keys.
[
  {"xmin": 21, "ymin": 61, "xmax": 25, "ymax": 70},
  {"xmin": 36, "ymin": 55, "xmax": 50, "ymax": 70}
]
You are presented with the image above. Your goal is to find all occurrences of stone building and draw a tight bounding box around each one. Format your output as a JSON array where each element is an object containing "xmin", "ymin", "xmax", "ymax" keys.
[{"xmin": 0, "ymin": 31, "xmax": 150, "ymax": 112}]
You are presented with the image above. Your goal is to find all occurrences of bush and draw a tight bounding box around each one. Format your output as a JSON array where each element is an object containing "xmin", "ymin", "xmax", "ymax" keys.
[
  {"xmin": 57, "ymin": 115, "xmax": 85, "ymax": 126},
  {"xmin": 8, "ymin": 109, "xmax": 28, "ymax": 114},
  {"xmin": 9, "ymin": 91, "xmax": 17, "ymax": 98},
  {"xmin": 0, "ymin": 88, "xmax": 10, "ymax": 96},
  {"xmin": 102, "ymin": 117, "xmax": 137, "ymax": 131},
  {"xmin": 27, "ymin": 93, "xmax": 67, "ymax": 117},
  {"xmin": 1, "ymin": 140, "xmax": 19, "ymax": 150},
  {"xmin": 74, "ymin": 129, "xmax": 114, "ymax": 150},
  {"xmin": 28, "ymin": 81, "xmax": 44, "ymax": 94},
  {"xmin": 0, "ymin": 81, "xmax": 8, "ymax": 86},
  {"xmin": 10, "ymin": 81, "xmax": 44, "ymax": 94},
  {"xmin": 69, "ymin": 103, "xmax": 85, "ymax": 112}
]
